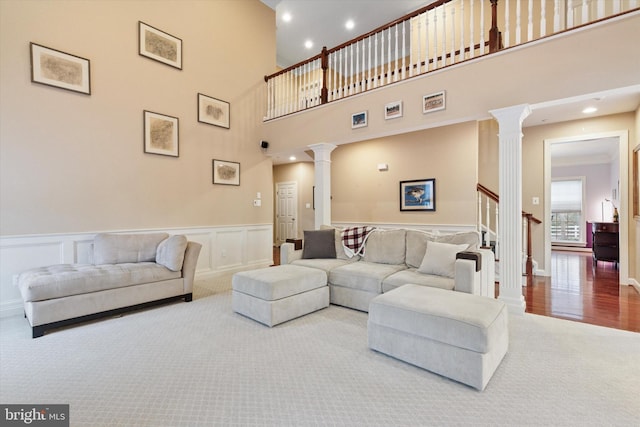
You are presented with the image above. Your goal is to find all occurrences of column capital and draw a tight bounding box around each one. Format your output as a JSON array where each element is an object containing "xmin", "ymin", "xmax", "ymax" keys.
[
  {"xmin": 489, "ymin": 104, "xmax": 531, "ymax": 135},
  {"xmin": 308, "ymin": 143, "xmax": 337, "ymax": 162}
]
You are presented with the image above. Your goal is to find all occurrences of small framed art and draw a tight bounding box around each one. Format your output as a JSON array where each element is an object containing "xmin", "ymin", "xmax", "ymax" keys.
[
  {"xmin": 351, "ymin": 111, "xmax": 368, "ymax": 129},
  {"xmin": 213, "ymin": 159, "xmax": 240, "ymax": 186},
  {"xmin": 144, "ymin": 110, "xmax": 179, "ymax": 157},
  {"xmin": 400, "ymin": 179, "xmax": 436, "ymax": 211},
  {"xmin": 30, "ymin": 43, "xmax": 91, "ymax": 95},
  {"xmin": 198, "ymin": 93, "xmax": 230, "ymax": 129},
  {"xmin": 139, "ymin": 21, "xmax": 182, "ymax": 69},
  {"xmin": 384, "ymin": 101, "xmax": 403, "ymax": 120},
  {"xmin": 423, "ymin": 91, "xmax": 445, "ymax": 114}
]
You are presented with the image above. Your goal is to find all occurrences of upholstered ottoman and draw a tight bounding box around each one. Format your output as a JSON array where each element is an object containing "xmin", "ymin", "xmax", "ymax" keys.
[
  {"xmin": 232, "ymin": 265, "xmax": 329, "ymax": 327},
  {"xmin": 368, "ymin": 284, "xmax": 508, "ymax": 390}
]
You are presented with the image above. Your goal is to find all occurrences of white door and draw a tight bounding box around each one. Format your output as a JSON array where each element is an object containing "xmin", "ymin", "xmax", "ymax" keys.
[{"xmin": 276, "ymin": 181, "xmax": 298, "ymax": 245}]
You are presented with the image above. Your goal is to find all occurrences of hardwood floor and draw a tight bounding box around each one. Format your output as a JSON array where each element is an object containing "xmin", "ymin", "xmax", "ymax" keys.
[
  {"xmin": 523, "ymin": 250, "xmax": 640, "ymax": 332},
  {"xmin": 273, "ymin": 247, "xmax": 640, "ymax": 333}
]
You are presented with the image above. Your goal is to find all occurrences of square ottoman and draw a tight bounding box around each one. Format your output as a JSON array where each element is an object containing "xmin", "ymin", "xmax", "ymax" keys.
[
  {"xmin": 232, "ymin": 265, "xmax": 329, "ymax": 327},
  {"xmin": 368, "ymin": 284, "xmax": 508, "ymax": 390}
]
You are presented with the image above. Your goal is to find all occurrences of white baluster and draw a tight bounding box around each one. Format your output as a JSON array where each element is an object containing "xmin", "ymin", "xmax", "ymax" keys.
[
  {"xmin": 460, "ymin": 0, "xmax": 466, "ymax": 61},
  {"xmin": 355, "ymin": 42, "xmax": 360, "ymax": 94},
  {"xmin": 503, "ymin": 0, "xmax": 510, "ymax": 48},
  {"xmin": 470, "ymin": 0, "xmax": 475, "ymax": 58},
  {"xmin": 361, "ymin": 40, "xmax": 366, "ymax": 91},
  {"xmin": 450, "ymin": 5, "xmax": 455, "ymax": 64},
  {"xmin": 515, "ymin": 0, "xmax": 521, "ymax": 45},
  {"xmin": 349, "ymin": 44, "xmax": 354, "ymax": 95},
  {"xmin": 596, "ymin": 0, "xmax": 605, "ymax": 20},
  {"xmin": 527, "ymin": 0, "xmax": 533, "ymax": 42},
  {"xmin": 416, "ymin": 15, "xmax": 422, "ymax": 74},
  {"xmin": 402, "ymin": 21, "xmax": 406, "ymax": 80},
  {"xmin": 540, "ymin": 0, "xmax": 546, "ymax": 37},
  {"xmin": 485, "ymin": 197, "xmax": 491, "ymax": 247},
  {"xmin": 387, "ymin": 28, "xmax": 392, "ymax": 84},
  {"xmin": 327, "ymin": 54, "xmax": 333, "ymax": 102},
  {"xmin": 433, "ymin": 9, "xmax": 439, "ymax": 68},
  {"xmin": 380, "ymin": 31, "xmax": 385, "ymax": 86},
  {"xmin": 394, "ymin": 24, "xmax": 399, "ymax": 82},
  {"xmin": 567, "ymin": 0, "xmax": 574, "ymax": 28},
  {"xmin": 479, "ymin": 0, "xmax": 485, "ymax": 54},
  {"xmin": 478, "ymin": 193, "xmax": 483, "ymax": 238},
  {"xmin": 442, "ymin": 4, "xmax": 447, "ymax": 67},
  {"xmin": 553, "ymin": 0, "xmax": 560, "ymax": 33},
  {"xmin": 303, "ymin": 62, "xmax": 308, "ymax": 109},
  {"xmin": 374, "ymin": 33, "xmax": 379, "ymax": 88},
  {"xmin": 367, "ymin": 36, "xmax": 372, "ymax": 90},
  {"xmin": 342, "ymin": 48, "xmax": 347, "ymax": 97},
  {"xmin": 495, "ymin": 204, "xmax": 500, "ymax": 260},
  {"xmin": 581, "ymin": 0, "xmax": 588, "ymax": 26}
]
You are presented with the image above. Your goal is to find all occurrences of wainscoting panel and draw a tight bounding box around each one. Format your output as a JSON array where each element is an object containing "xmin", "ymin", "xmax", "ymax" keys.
[{"xmin": 0, "ymin": 224, "xmax": 273, "ymax": 318}]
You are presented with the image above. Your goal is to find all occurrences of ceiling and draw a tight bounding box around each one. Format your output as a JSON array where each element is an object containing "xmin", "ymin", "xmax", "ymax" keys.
[
  {"xmin": 261, "ymin": 0, "xmax": 434, "ymax": 68},
  {"xmin": 260, "ymin": 1, "xmax": 640, "ymax": 165}
]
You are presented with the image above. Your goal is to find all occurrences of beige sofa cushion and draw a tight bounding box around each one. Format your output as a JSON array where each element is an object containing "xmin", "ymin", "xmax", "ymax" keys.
[
  {"xmin": 18, "ymin": 263, "xmax": 181, "ymax": 302},
  {"xmin": 418, "ymin": 241, "xmax": 468, "ymax": 278},
  {"xmin": 93, "ymin": 233, "xmax": 169, "ymax": 264},
  {"xmin": 363, "ymin": 229, "xmax": 406, "ymax": 265}
]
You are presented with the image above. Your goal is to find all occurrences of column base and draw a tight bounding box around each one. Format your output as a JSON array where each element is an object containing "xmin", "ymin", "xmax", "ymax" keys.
[{"xmin": 498, "ymin": 293, "xmax": 526, "ymax": 315}]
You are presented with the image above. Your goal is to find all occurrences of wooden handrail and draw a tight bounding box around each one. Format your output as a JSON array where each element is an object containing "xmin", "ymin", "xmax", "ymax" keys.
[{"xmin": 477, "ymin": 183, "xmax": 541, "ymax": 223}]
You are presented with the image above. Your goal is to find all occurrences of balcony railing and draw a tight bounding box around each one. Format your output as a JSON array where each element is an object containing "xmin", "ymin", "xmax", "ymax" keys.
[{"xmin": 265, "ymin": 0, "xmax": 639, "ymax": 120}]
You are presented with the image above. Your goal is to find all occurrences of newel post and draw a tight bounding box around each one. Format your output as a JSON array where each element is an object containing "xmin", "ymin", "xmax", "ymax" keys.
[
  {"xmin": 489, "ymin": 0, "xmax": 502, "ymax": 52},
  {"xmin": 321, "ymin": 46, "xmax": 328, "ymax": 104}
]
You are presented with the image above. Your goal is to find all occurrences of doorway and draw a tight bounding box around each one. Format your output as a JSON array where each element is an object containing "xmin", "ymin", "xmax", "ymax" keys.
[
  {"xmin": 544, "ymin": 130, "xmax": 629, "ymax": 285},
  {"xmin": 275, "ymin": 181, "xmax": 298, "ymax": 245}
]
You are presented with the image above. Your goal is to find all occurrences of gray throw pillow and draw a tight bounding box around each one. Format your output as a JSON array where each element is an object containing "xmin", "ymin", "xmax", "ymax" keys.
[
  {"xmin": 302, "ymin": 229, "xmax": 336, "ymax": 259},
  {"xmin": 156, "ymin": 235, "xmax": 188, "ymax": 271}
]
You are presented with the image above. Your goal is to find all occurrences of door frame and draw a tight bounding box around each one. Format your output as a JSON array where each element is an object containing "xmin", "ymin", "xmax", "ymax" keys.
[{"xmin": 544, "ymin": 130, "xmax": 629, "ymax": 285}]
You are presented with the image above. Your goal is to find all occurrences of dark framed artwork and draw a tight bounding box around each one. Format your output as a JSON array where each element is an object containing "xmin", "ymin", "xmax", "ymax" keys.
[
  {"xmin": 30, "ymin": 43, "xmax": 91, "ymax": 95},
  {"xmin": 213, "ymin": 159, "xmax": 240, "ymax": 186},
  {"xmin": 351, "ymin": 111, "xmax": 367, "ymax": 129},
  {"xmin": 139, "ymin": 21, "xmax": 182, "ymax": 69},
  {"xmin": 198, "ymin": 93, "xmax": 230, "ymax": 129},
  {"xmin": 384, "ymin": 101, "xmax": 403, "ymax": 120},
  {"xmin": 143, "ymin": 110, "xmax": 179, "ymax": 157},
  {"xmin": 400, "ymin": 179, "xmax": 436, "ymax": 211}
]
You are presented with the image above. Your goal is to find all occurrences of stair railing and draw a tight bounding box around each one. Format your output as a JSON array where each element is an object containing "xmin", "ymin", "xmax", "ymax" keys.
[{"xmin": 477, "ymin": 183, "xmax": 541, "ymax": 280}]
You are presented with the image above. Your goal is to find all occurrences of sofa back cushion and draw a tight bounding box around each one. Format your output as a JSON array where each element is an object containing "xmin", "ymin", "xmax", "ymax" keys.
[
  {"xmin": 93, "ymin": 233, "xmax": 169, "ymax": 264},
  {"xmin": 156, "ymin": 235, "xmax": 189, "ymax": 271},
  {"xmin": 406, "ymin": 230, "xmax": 480, "ymax": 268},
  {"xmin": 363, "ymin": 229, "xmax": 406, "ymax": 265}
]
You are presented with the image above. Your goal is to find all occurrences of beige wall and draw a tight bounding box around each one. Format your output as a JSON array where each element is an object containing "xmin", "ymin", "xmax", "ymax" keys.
[
  {"xmin": 331, "ymin": 122, "xmax": 478, "ymax": 225},
  {"xmin": 0, "ymin": 0, "xmax": 275, "ymax": 236},
  {"xmin": 272, "ymin": 162, "xmax": 315, "ymax": 239}
]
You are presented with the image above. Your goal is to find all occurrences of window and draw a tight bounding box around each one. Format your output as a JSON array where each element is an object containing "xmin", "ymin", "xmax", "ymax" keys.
[{"xmin": 551, "ymin": 178, "xmax": 585, "ymax": 244}]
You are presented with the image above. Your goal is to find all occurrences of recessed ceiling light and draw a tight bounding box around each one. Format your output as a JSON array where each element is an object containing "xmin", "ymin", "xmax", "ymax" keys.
[
  {"xmin": 304, "ymin": 40, "xmax": 313, "ymax": 49},
  {"xmin": 282, "ymin": 12, "xmax": 292, "ymax": 22},
  {"xmin": 289, "ymin": 156, "xmax": 297, "ymax": 161},
  {"xmin": 582, "ymin": 106, "xmax": 598, "ymax": 114},
  {"xmin": 345, "ymin": 19, "xmax": 355, "ymax": 30}
]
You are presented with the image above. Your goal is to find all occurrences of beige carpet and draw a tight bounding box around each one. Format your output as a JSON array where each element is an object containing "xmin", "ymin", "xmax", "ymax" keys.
[{"xmin": 1, "ymin": 275, "xmax": 639, "ymax": 426}]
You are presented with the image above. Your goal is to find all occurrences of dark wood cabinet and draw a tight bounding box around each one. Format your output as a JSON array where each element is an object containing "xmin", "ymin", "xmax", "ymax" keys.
[{"xmin": 591, "ymin": 222, "xmax": 619, "ymax": 267}]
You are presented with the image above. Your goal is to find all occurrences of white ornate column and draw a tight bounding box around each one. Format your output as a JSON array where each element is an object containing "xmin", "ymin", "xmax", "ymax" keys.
[
  {"xmin": 489, "ymin": 104, "xmax": 531, "ymax": 315},
  {"xmin": 309, "ymin": 143, "xmax": 337, "ymax": 229}
]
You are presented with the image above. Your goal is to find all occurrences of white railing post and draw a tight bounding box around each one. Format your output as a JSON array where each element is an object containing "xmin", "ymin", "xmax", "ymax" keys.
[
  {"xmin": 387, "ymin": 28, "xmax": 392, "ymax": 84},
  {"xmin": 402, "ymin": 21, "xmax": 406, "ymax": 80},
  {"xmin": 504, "ymin": 0, "xmax": 510, "ymax": 48},
  {"xmin": 394, "ymin": 24, "xmax": 399, "ymax": 82},
  {"xmin": 540, "ymin": 0, "xmax": 546, "ymax": 37},
  {"xmin": 478, "ymin": 192, "xmax": 483, "ymax": 240},
  {"xmin": 516, "ymin": 0, "xmax": 522, "ymax": 45},
  {"xmin": 479, "ymin": 0, "xmax": 485, "ymax": 54},
  {"xmin": 527, "ymin": 0, "xmax": 533, "ymax": 41},
  {"xmin": 495, "ymin": 203, "xmax": 500, "ymax": 258},
  {"xmin": 367, "ymin": 36, "xmax": 372, "ymax": 90},
  {"xmin": 485, "ymin": 197, "xmax": 491, "ymax": 247},
  {"xmin": 460, "ymin": 0, "xmax": 466, "ymax": 61}
]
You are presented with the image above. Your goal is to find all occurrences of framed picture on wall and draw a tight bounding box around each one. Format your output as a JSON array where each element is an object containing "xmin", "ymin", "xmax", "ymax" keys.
[
  {"xmin": 139, "ymin": 21, "xmax": 182, "ymax": 69},
  {"xmin": 212, "ymin": 159, "xmax": 240, "ymax": 186},
  {"xmin": 198, "ymin": 93, "xmax": 230, "ymax": 129},
  {"xmin": 30, "ymin": 43, "xmax": 91, "ymax": 95},
  {"xmin": 400, "ymin": 178, "xmax": 436, "ymax": 211},
  {"xmin": 143, "ymin": 110, "xmax": 179, "ymax": 157},
  {"xmin": 351, "ymin": 111, "xmax": 368, "ymax": 129},
  {"xmin": 384, "ymin": 101, "xmax": 403, "ymax": 120},
  {"xmin": 423, "ymin": 91, "xmax": 445, "ymax": 114}
]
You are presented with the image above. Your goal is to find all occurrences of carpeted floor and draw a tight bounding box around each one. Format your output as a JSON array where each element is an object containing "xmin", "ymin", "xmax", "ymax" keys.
[{"xmin": 1, "ymin": 275, "xmax": 639, "ymax": 426}]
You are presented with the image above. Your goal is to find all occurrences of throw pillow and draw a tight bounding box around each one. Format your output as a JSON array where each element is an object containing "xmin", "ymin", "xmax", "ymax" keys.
[
  {"xmin": 417, "ymin": 240, "xmax": 468, "ymax": 278},
  {"xmin": 302, "ymin": 229, "xmax": 336, "ymax": 259},
  {"xmin": 156, "ymin": 235, "xmax": 188, "ymax": 271}
]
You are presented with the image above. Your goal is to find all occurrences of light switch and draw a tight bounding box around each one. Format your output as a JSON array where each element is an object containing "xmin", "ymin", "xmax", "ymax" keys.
[
  {"xmin": 253, "ymin": 199, "xmax": 261, "ymax": 207},
  {"xmin": 532, "ymin": 197, "xmax": 539, "ymax": 205}
]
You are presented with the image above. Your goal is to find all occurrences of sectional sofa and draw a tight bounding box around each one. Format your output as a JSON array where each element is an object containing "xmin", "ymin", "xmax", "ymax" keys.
[{"xmin": 280, "ymin": 226, "xmax": 495, "ymax": 312}]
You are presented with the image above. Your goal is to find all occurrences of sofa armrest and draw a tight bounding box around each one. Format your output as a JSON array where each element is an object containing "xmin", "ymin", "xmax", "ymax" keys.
[
  {"xmin": 453, "ymin": 249, "xmax": 495, "ymax": 297},
  {"xmin": 280, "ymin": 242, "xmax": 303, "ymax": 265},
  {"xmin": 181, "ymin": 241, "xmax": 202, "ymax": 294}
]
